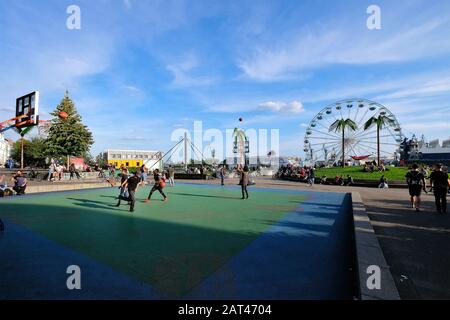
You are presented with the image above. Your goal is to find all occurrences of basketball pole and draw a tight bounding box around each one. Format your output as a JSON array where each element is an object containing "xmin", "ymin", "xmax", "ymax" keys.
[
  {"xmin": 20, "ymin": 136, "xmax": 24, "ymax": 170},
  {"xmin": 184, "ymin": 132, "xmax": 188, "ymax": 172}
]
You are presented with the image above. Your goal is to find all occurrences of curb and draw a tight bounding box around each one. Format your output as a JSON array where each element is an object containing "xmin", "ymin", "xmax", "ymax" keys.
[
  {"xmin": 26, "ymin": 182, "xmax": 110, "ymax": 194},
  {"xmin": 351, "ymin": 192, "xmax": 400, "ymax": 300}
]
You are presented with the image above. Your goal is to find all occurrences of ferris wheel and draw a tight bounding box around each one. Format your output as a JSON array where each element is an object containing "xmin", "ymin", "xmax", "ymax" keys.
[{"xmin": 303, "ymin": 99, "xmax": 404, "ymax": 165}]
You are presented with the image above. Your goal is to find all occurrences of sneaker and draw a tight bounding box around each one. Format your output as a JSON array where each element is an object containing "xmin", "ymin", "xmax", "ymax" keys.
[{"xmin": 163, "ymin": 198, "xmax": 168, "ymax": 202}]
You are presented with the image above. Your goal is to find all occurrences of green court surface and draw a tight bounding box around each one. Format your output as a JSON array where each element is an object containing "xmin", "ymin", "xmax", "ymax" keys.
[{"xmin": 0, "ymin": 185, "xmax": 306, "ymax": 298}]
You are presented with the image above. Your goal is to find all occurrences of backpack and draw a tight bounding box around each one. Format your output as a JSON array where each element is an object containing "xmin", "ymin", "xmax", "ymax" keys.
[{"xmin": 409, "ymin": 172, "xmax": 422, "ymax": 186}]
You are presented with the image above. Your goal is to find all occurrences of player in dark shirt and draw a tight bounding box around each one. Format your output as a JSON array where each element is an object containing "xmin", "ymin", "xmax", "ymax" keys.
[
  {"xmin": 405, "ymin": 163, "xmax": 426, "ymax": 211},
  {"xmin": 429, "ymin": 163, "xmax": 449, "ymax": 214},
  {"xmin": 116, "ymin": 171, "xmax": 141, "ymax": 212},
  {"xmin": 145, "ymin": 169, "xmax": 167, "ymax": 203}
]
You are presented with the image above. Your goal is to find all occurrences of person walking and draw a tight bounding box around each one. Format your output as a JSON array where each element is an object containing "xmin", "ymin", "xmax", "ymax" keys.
[
  {"xmin": 307, "ymin": 167, "xmax": 315, "ymax": 186},
  {"xmin": 139, "ymin": 164, "xmax": 148, "ymax": 186},
  {"xmin": 429, "ymin": 163, "xmax": 449, "ymax": 214},
  {"xmin": 168, "ymin": 165, "xmax": 175, "ymax": 187},
  {"xmin": 116, "ymin": 171, "xmax": 141, "ymax": 212},
  {"xmin": 219, "ymin": 165, "xmax": 225, "ymax": 186},
  {"xmin": 47, "ymin": 160, "xmax": 55, "ymax": 182},
  {"xmin": 405, "ymin": 163, "xmax": 426, "ymax": 211},
  {"xmin": 238, "ymin": 165, "xmax": 249, "ymax": 199}
]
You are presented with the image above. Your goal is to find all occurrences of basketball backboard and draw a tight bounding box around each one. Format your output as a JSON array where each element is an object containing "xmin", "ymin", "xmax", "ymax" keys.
[{"xmin": 16, "ymin": 91, "xmax": 39, "ymax": 129}]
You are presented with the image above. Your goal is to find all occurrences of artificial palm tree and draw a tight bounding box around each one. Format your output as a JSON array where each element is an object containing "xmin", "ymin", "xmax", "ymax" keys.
[
  {"xmin": 329, "ymin": 118, "xmax": 358, "ymax": 167},
  {"xmin": 233, "ymin": 128, "xmax": 247, "ymax": 166},
  {"xmin": 364, "ymin": 115, "xmax": 396, "ymax": 166}
]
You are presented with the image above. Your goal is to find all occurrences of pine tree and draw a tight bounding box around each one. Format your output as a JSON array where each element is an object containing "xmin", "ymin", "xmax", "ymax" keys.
[{"xmin": 44, "ymin": 91, "xmax": 94, "ymax": 160}]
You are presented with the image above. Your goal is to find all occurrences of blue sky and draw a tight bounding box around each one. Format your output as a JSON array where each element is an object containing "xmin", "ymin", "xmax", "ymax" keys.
[{"xmin": 1, "ymin": 0, "xmax": 450, "ymax": 158}]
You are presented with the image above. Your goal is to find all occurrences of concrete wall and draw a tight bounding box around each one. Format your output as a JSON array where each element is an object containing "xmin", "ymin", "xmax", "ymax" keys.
[{"xmin": 25, "ymin": 181, "xmax": 110, "ymax": 194}]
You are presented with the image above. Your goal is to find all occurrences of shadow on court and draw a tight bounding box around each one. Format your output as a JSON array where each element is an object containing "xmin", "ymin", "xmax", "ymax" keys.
[
  {"xmin": 66, "ymin": 197, "xmax": 125, "ymax": 211},
  {"xmin": 169, "ymin": 192, "xmax": 240, "ymax": 200}
]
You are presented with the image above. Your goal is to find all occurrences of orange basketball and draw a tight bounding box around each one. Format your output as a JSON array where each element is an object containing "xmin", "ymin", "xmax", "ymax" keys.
[
  {"xmin": 160, "ymin": 181, "xmax": 166, "ymax": 189},
  {"xmin": 58, "ymin": 111, "xmax": 68, "ymax": 119}
]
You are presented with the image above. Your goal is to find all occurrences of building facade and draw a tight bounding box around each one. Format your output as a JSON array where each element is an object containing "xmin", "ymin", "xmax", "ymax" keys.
[
  {"xmin": 103, "ymin": 149, "xmax": 163, "ymax": 170},
  {"xmin": 400, "ymin": 135, "xmax": 450, "ymax": 165},
  {"xmin": 0, "ymin": 134, "xmax": 12, "ymax": 167}
]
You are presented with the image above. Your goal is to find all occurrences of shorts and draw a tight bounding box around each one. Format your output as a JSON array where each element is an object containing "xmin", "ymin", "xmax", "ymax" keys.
[{"xmin": 409, "ymin": 185, "xmax": 422, "ymax": 197}]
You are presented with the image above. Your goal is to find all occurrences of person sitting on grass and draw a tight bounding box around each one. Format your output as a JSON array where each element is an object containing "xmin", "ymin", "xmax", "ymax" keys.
[
  {"xmin": 320, "ymin": 175, "xmax": 328, "ymax": 185},
  {"xmin": 378, "ymin": 175, "xmax": 389, "ymax": 189},
  {"xmin": 345, "ymin": 175, "xmax": 354, "ymax": 186},
  {"xmin": 12, "ymin": 171, "xmax": 27, "ymax": 195},
  {"xmin": 335, "ymin": 175, "xmax": 344, "ymax": 186}
]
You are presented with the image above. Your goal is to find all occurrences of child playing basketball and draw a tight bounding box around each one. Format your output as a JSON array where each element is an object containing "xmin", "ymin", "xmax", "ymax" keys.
[
  {"xmin": 116, "ymin": 171, "xmax": 141, "ymax": 212},
  {"xmin": 116, "ymin": 168, "xmax": 129, "ymax": 202},
  {"xmin": 145, "ymin": 169, "xmax": 168, "ymax": 203}
]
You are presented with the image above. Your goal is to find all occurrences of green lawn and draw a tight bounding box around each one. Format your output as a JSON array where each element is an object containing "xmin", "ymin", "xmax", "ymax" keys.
[
  {"xmin": 0, "ymin": 185, "xmax": 306, "ymax": 298},
  {"xmin": 314, "ymin": 166, "xmax": 409, "ymax": 181}
]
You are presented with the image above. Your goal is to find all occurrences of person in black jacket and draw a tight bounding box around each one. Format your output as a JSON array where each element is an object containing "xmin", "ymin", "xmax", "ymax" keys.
[
  {"xmin": 429, "ymin": 163, "xmax": 449, "ymax": 214},
  {"xmin": 405, "ymin": 163, "xmax": 426, "ymax": 211},
  {"xmin": 116, "ymin": 171, "xmax": 141, "ymax": 212}
]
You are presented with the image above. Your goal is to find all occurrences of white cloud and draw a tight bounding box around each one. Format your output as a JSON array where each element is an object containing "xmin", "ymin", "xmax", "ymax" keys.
[
  {"xmin": 123, "ymin": 85, "xmax": 142, "ymax": 97},
  {"xmin": 258, "ymin": 101, "xmax": 305, "ymax": 113},
  {"xmin": 123, "ymin": 0, "xmax": 132, "ymax": 9},
  {"xmin": 239, "ymin": 17, "xmax": 450, "ymax": 81},
  {"xmin": 375, "ymin": 77, "xmax": 450, "ymax": 100},
  {"xmin": 167, "ymin": 54, "xmax": 217, "ymax": 87},
  {"xmin": 403, "ymin": 122, "xmax": 450, "ymax": 131}
]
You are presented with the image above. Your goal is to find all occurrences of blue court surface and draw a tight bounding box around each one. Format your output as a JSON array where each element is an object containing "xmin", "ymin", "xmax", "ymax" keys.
[{"xmin": 0, "ymin": 184, "xmax": 356, "ymax": 299}]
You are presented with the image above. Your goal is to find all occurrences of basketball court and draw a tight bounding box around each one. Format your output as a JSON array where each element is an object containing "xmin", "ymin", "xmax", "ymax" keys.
[{"xmin": 0, "ymin": 184, "xmax": 356, "ymax": 299}]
